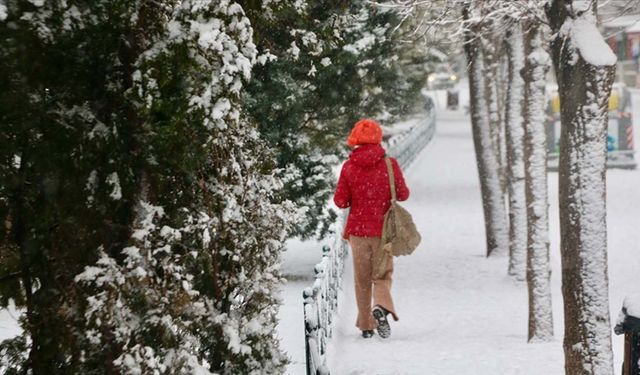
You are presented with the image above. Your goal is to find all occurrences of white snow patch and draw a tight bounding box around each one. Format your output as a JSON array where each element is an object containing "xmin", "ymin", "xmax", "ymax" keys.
[
  {"xmin": 190, "ymin": 18, "xmax": 222, "ymax": 50},
  {"xmin": 565, "ymin": 16, "xmax": 617, "ymax": 66},
  {"xmin": 224, "ymin": 324, "xmax": 251, "ymax": 355},
  {"xmin": 211, "ymin": 98, "xmax": 231, "ymax": 120},
  {"xmin": 122, "ymin": 246, "xmax": 141, "ymax": 259},
  {"xmin": 160, "ymin": 225, "xmax": 182, "ymax": 241},
  {"xmin": 343, "ymin": 33, "xmax": 376, "ymax": 55},
  {"xmin": 106, "ymin": 172, "xmax": 122, "ymax": 200},
  {"xmin": 623, "ymin": 294, "xmax": 640, "ymax": 319},
  {"xmin": 0, "ymin": 303, "xmax": 22, "ymax": 342},
  {"xmin": 12, "ymin": 154, "xmax": 21, "ymax": 169},
  {"xmin": 307, "ymin": 63, "xmax": 316, "ymax": 77},
  {"xmin": 573, "ymin": 0, "xmax": 591, "ymax": 12},
  {"xmin": 288, "ymin": 41, "xmax": 300, "ymax": 61},
  {"xmin": 227, "ymin": 3, "xmax": 243, "ymax": 15},
  {"xmin": 167, "ymin": 20, "xmax": 182, "ymax": 39},
  {"xmin": 75, "ymin": 265, "xmax": 103, "ymax": 282},
  {"xmin": 256, "ymin": 51, "xmax": 277, "ymax": 65},
  {"xmin": 86, "ymin": 170, "xmax": 98, "ymax": 204},
  {"xmin": 0, "ymin": 3, "xmax": 7, "ymax": 21}
]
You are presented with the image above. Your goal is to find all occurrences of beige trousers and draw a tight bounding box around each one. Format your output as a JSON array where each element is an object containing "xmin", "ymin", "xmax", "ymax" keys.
[{"xmin": 349, "ymin": 236, "xmax": 398, "ymax": 331}]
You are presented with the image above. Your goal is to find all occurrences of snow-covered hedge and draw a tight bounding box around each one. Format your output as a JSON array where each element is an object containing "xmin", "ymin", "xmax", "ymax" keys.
[{"xmin": 0, "ymin": 1, "xmax": 295, "ymax": 373}]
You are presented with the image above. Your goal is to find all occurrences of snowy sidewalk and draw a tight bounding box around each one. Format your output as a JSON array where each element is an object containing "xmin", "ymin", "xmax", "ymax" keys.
[
  {"xmin": 275, "ymin": 114, "xmax": 435, "ymax": 374},
  {"xmin": 326, "ymin": 110, "xmax": 640, "ymax": 374}
]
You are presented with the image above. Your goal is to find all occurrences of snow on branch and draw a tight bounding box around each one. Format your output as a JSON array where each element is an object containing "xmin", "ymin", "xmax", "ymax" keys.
[
  {"xmin": 366, "ymin": 0, "xmax": 549, "ymax": 46},
  {"xmin": 0, "ymin": 2, "xmax": 6, "ymax": 21}
]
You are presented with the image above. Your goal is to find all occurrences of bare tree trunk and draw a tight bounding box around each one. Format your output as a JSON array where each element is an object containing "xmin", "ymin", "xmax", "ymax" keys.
[
  {"xmin": 463, "ymin": 7, "xmax": 509, "ymax": 257},
  {"xmin": 505, "ymin": 24, "xmax": 527, "ymax": 280},
  {"xmin": 546, "ymin": 1, "xmax": 616, "ymax": 373},
  {"xmin": 522, "ymin": 21, "xmax": 553, "ymax": 342}
]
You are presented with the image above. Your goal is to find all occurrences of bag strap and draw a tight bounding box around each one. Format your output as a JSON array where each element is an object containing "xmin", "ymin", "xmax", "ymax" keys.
[{"xmin": 384, "ymin": 157, "xmax": 396, "ymax": 202}]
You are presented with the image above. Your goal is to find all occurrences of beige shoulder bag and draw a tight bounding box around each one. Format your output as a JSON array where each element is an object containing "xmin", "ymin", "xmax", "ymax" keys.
[{"xmin": 373, "ymin": 157, "xmax": 421, "ymax": 278}]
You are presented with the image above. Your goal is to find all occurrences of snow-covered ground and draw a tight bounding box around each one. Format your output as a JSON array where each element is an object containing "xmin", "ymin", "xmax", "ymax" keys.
[
  {"xmin": 277, "ymin": 237, "xmax": 329, "ymax": 373},
  {"xmin": 275, "ymin": 113, "xmax": 436, "ymax": 374},
  {"xmin": 321, "ymin": 106, "xmax": 640, "ymax": 374}
]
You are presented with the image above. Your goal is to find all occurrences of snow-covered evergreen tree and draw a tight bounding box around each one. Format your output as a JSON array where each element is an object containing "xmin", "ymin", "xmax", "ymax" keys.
[{"xmin": 0, "ymin": 1, "xmax": 294, "ymax": 373}]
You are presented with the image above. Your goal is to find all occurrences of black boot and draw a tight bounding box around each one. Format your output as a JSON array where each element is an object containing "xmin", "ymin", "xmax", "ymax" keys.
[
  {"xmin": 361, "ymin": 330, "xmax": 374, "ymax": 338},
  {"xmin": 373, "ymin": 305, "xmax": 391, "ymax": 339}
]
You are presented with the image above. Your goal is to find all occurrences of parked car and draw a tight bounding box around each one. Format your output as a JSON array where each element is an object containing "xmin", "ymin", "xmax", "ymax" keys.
[{"xmin": 546, "ymin": 83, "xmax": 636, "ymax": 169}]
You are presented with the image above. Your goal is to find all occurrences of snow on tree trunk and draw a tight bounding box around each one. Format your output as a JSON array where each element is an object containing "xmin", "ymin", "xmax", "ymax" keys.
[
  {"xmin": 522, "ymin": 22, "xmax": 554, "ymax": 342},
  {"xmin": 546, "ymin": 1, "xmax": 616, "ymax": 373},
  {"xmin": 505, "ymin": 24, "xmax": 527, "ymax": 281},
  {"xmin": 463, "ymin": 6, "xmax": 509, "ymax": 257},
  {"xmin": 484, "ymin": 40, "xmax": 507, "ymax": 193},
  {"xmin": 497, "ymin": 53, "xmax": 509, "ymax": 192}
]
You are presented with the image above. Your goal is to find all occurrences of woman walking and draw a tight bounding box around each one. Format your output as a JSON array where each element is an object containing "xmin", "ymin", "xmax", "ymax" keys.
[{"xmin": 333, "ymin": 118, "xmax": 410, "ymax": 339}]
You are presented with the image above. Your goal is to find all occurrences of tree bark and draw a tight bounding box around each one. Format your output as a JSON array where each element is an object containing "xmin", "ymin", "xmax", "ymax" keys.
[
  {"xmin": 522, "ymin": 21, "xmax": 553, "ymax": 342},
  {"xmin": 463, "ymin": 6, "xmax": 509, "ymax": 257},
  {"xmin": 505, "ymin": 24, "xmax": 527, "ymax": 280},
  {"xmin": 484, "ymin": 37, "xmax": 508, "ymax": 192},
  {"xmin": 497, "ymin": 52, "xmax": 509, "ymax": 191},
  {"xmin": 546, "ymin": 1, "xmax": 616, "ymax": 373}
]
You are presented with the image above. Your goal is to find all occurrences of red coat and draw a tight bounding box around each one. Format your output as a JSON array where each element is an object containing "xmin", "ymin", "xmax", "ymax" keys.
[{"xmin": 333, "ymin": 144, "xmax": 410, "ymax": 238}]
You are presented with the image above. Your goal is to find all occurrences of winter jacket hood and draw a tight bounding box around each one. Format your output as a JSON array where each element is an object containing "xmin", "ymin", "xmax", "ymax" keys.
[{"xmin": 349, "ymin": 144, "xmax": 386, "ymax": 168}]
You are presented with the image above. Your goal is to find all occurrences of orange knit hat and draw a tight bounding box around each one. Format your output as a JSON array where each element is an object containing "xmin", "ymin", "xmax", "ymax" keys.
[{"xmin": 347, "ymin": 119, "xmax": 383, "ymax": 146}]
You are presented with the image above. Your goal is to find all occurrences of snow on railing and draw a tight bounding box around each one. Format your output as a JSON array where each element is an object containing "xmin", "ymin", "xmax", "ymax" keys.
[
  {"xmin": 614, "ymin": 295, "xmax": 640, "ymax": 375},
  {"xmin": 303, "ymin": 110, "xmax": 436, "ymax": 375},
  {"xmin": 303, "ymin": 229, "xmax": 347, "ymax": 375},
  {"xmin": 387, "ymin": 109, "xmax": 437, "ymax": 166}
]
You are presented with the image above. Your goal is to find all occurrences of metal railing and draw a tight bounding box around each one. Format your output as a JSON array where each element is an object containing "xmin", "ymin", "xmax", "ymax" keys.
[
  {"xmin": 303, "ymin": 229, "xmax": 348, "ymax": 375},
  {"xmin": 387, "ymin": 109, "xmax": 437, "ymax": 166},
  {"xmin": 303, "ymin": 109, "xmax": 436, "ymax": 375}
]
